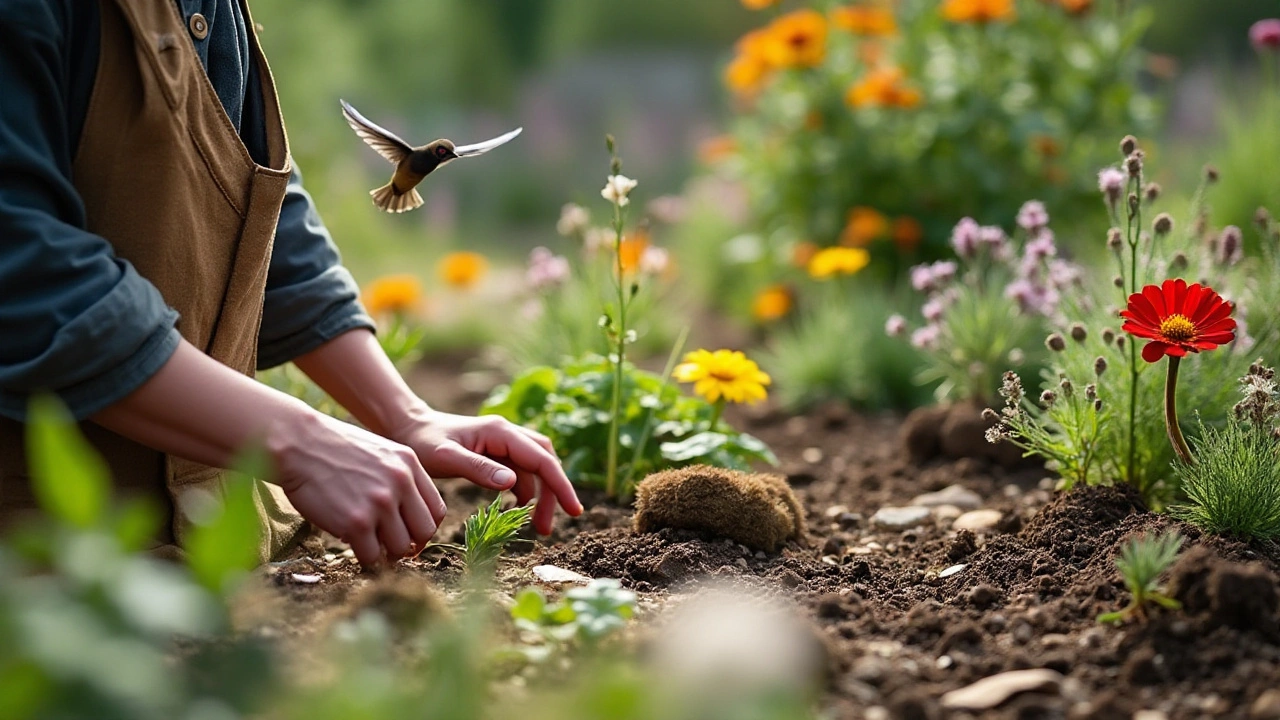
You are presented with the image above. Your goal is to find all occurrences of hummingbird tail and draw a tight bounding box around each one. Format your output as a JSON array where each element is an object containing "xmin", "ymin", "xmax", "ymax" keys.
[{"xmin": 370, "ymin": 183, "xmax": 424, "ymax": 213}]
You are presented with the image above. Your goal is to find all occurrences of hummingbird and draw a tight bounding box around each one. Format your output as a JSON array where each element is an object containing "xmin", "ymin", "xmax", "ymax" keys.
[{"xmin": 340, "ymin": 99, "xmax": 523, "ymax": 213}]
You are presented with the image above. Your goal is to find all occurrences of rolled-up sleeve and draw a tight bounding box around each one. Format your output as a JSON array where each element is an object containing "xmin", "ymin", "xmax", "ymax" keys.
[
  {"xmin": 256, "ymin": 165, "xmax": 375, "ymax": 370},
  {"xmin": 0, "ymin": 3, "xmax": 180, "ymax": 422}
]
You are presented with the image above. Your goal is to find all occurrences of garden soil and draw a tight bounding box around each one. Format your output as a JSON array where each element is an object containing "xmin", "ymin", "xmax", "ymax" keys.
[{"xmin": 250, "ymin": 365, "xmax": 1280, "ymax": 720}]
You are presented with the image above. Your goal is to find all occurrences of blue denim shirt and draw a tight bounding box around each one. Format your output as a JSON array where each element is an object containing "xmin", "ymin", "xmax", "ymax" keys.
[{"xmin": 0, "ymin": 0, "xmax": 375, "ymax": 421}]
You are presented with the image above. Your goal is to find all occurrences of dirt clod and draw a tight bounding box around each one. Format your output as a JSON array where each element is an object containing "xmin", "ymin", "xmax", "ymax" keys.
[{"xmin": 634, "ymin": 465, "xmax": 805, "ymax": 552}]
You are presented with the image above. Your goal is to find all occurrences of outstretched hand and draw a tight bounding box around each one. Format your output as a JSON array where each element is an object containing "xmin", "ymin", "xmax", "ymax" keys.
[{"xmin": 389, "ymin": 409, "xmax": 583, "ymax": 536}]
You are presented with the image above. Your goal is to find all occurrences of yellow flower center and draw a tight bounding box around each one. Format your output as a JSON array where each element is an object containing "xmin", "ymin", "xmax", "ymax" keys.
[{"xmin": 1159, "ymin": 314, "xmax": 1196, "ymax": 341}]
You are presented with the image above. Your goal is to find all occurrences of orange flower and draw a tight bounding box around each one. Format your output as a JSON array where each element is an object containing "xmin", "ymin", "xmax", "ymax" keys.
[
  {"xmin": 840, "ymin": 206, "xmax": 889, "ymax": 246},
  {"xmin": 725, "ymin": 29, "xmax": 776, "ymax": 97},
  {"xmin": 1031, "ymin": 134, "xmax": 1061, "ymax": 158},
  {"xmin": 752, "ymin": 285, "xmax": 793, "ymax": 322},
  {"xmin": 437, "ymin": 251, "xmax": 488, "ymax": 289},
  {"xmin": 740, "ymin": 0, "xmax": 778, "ymax": 8},
  {"xmin": 792, "ymin": 241, "xmax": 819, "ymax": 268},
  {"xmin": 845, "ymin": 66, "xmax": 922, "ymax": 109},
  {"xmin": 1058, "ymin": 0, "xmax": 1091, "ymax": 15},
  {"xmin": 858, "ymin": 41, "xmax": 887, "ymax": 66},
  {"xmin": 698, "ymin": 135, "xmax": 738, "ymax": 165},
  {"xmin": 941, "ymin": 0, "xmax": 1015, "ymax": 24},
  {"xmin": 761, "ymin": 10, "xmax": 828, "ymax": 69},
  {"xmin": 831, "ymin": 5, "xmax": 898, "ymax": 36},
  {"xmin": 892, "ymin": 216, "xmax": 924, "ymax": 252},
  {"xmin": 362, "ymin": 274, "xmax": 423, "ymax": 317},
  {"xmin": 617, "ymin": 230, "xmax": 650, "ymax": 275}
]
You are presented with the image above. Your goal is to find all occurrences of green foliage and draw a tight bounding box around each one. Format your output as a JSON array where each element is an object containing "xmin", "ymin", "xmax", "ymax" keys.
[
  {"xmin": 480, "ymin": 354, "xmax": 776, "ymax": 496},
  {"xmin": 510, "ymin": 579, "xmax": 637, "ymax": 657},
  {"xmin": 988, "ymin": 370, "xmax": 1107, "ymax": 491},
  {"xmin": 25, "ymin": 394, "xmax": 110, "ymax": 530},
  {"xmin": 1172, "ymin": 362, "xmax": 1280, "ymax": 540},
  {"xmin": 1098, "ymin": 531, "xmax": 1183, "ymax": 624},
  {"xmin": 184, "ymin": 448, "xmax": 267, "ymax": 595},
  {"xmin": 722, "ymin": 0, "xmax": 1158, "ymax": 264},
  {"xmin": 762, "ymin": 286, "xmax": 931, "ymax": 411},
  {"xmin": 463, "ymin": 497, "xmax": 533, "ymax": 575}
]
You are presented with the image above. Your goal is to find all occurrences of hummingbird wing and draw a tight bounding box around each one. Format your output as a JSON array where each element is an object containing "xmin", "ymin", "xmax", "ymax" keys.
[
  {"xmin": 453, "ymin": 127, "xmax": 523, "ymax": 158},
  {"xmin": 340, "ymin": 99, "xmax": 414, "ymax": 164}
]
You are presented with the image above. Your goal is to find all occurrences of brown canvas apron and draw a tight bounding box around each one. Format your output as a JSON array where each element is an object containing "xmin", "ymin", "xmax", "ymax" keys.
[{"xmin": 0, "ymin": 0, "xmax": 306, "ymax": 561}]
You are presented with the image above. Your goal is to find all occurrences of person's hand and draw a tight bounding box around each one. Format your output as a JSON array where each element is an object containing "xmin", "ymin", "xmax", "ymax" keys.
[
  {"xmin": 267, "ymin": 410, "xmax": 445, "ymax": 568},
  {"xmin": 387, "ymin": 409, "xmax": 583, "ymax": 536}
]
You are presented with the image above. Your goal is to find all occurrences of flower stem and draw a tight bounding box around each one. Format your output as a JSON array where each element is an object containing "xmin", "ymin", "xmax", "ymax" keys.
[
  {"xmin": 708, "ymin": 398, "xmax": 726, "ymax": 433},
  {"xmin": 605, "ymin": 198, "xmax": 626, "ymax": 499},
  {"xmin": 1164, "ymin": 356, "xmax": 1194, "ymax": 465}
]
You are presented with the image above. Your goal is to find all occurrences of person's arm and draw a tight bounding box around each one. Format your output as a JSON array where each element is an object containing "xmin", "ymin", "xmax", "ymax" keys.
[{"xmin": 293, "ymin": 329, "xmax": 584, "ymax": 536}]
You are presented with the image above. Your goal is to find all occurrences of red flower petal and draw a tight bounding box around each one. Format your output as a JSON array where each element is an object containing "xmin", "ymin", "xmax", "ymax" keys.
[
  {"xmin": 1189, "ymin": 293, "xmax": 1223, "ymax": 324},
  {"xmin": 1141, "ymin": 341, "xmax": 1170, "ymax": 362},
  {"xmin": 1181, "ymin": 283, "xmax": 1205, "ymax": 320},
  {"xmin": 1124, "ymin": 294, "xmax": 1162, "ymax": 328},
  {"xmin": 1121, "ymin": 321, "xmax": 1161, "ymax": 340},
  {"xmin": 1195, "ymin": 332, "xmax": 1236, "ymax": 346},
  {"xmin": 1143, "ymin": 284, "xmax": 1168, "ymax": 318},
  {"xmin": 1198, "ymin": 299, "xmax": 1233, "ymax": 328},
  {"xmin": 1199, "ymin": 317, "xmax": 1237, "ymax": 335},
  {"xmin": 1166, "ymin": 278, "xmax": 1188, "ymax": 315},
  {"xmin": 1166, "ymin": 343, "xmax": 1190, "ymax": 357}
]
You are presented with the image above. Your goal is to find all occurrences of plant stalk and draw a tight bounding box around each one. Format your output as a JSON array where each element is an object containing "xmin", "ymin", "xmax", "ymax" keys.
[
  {"xmin": 605, "ymin": 198, "xmax": 626, "ymax": 499},
  {"xmin": 1164, "ymin": 356, "xmax": 1194, "ymax": 465},
  {"xmin": 708, "ymin": 398, "xmax": 726, "ymax": 433}
]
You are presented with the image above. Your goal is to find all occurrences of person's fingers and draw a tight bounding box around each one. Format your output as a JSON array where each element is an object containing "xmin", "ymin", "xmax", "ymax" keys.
[
  {"xmin": 348, "ymin": 531, "xmax": 384, "ymax": 570},
  {"xmin": 533, "ymin": 480, "xmax": 557, "ymax": 536},
  {"xmin": 512, "ymin": 468, "xmax": 537, "ymax": 508},
  {"xmin": 410, "ymin": 462, "xmax": 447, "ymax": 525},
  {"xmin": 431, "ymin": 441, "xmax": 517, "ymax": 491},
  {"xmin": 377, "ymin": 515, "xmax": 414, "ymax": 560},
  {"xmin": 399, "ymin": 493, "xmax": 438, "ymax": 550},
  {"xmin": 499, "ymin": 433, "xmax": 583, "ymax": 517},
  {"xmin": 516, "ymin": 426, "xmax": 556, "ymax": 455}
]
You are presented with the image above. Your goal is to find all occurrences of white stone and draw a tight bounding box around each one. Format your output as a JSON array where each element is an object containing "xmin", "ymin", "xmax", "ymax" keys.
[
  {"xmin": 912, "ymin": 484, "xmax": 982, "ymax": 510},
  {"xmin": 1133, "ymin": 711, "xmax": 1169, "ymax": 720},
  {"xmin": 932, "ymin": 504, "xmax": 963, "ymax": 521},
  {"xmin": 823, "ymin": 504, "xmax": 850, "ymax": 519},
  {"xmin": 939, "ymin": 564, "xmax": 967, "ymax": 579},
  {"xmin": 953, "ymin": 509, "xmax": 1003, "ymax": 531},
  {"xmin": 1251, "ymin": 689, "xmax": 1280, "ymax": 719},
  {"xmin": 871, "ymin": 506, "xmax": 931, "ymax": 530},
  {"xmin": 940, "ymin": 669, "xmax": 1064, "ymax": 710},
  {"xmin": 289, "ymin": 573, "xmax": 323, "ymax": 584},
  {"xmin": 937, "ymin": 655, "xmax": 954, "ymax": 669},
  {"xmin": 532, "ymin": 564, "xmax": 592, "ymax": 585},
  {"xmin": 802, "ymin": 447, "xmax": 824, "ymax": 464}
]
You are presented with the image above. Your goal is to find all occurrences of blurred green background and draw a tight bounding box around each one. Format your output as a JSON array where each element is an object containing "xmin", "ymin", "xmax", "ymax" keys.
[{"xmin": 250, "ymin": 0, "xmax": 1278, "ymax": 284}]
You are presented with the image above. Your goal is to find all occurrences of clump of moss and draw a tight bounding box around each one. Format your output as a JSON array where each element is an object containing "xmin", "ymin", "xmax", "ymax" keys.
[{"xmin": 633, "ymin": 465, "xmax": 806, "ymax": 553}]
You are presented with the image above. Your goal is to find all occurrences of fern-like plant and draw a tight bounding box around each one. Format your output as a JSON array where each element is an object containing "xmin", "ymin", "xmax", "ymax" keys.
[
  {"xmin": 463, "ymin": 497, "xmax": 532, "ymax": 575},
  {"xmin": 1098, "ymin": 531, "xmax": 1183, "ymax": 625}
]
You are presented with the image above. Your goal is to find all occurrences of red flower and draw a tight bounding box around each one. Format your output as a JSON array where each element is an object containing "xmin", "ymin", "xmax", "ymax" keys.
[{"xmin": 1120, "ymin": 279, "xmax": 1236, "ymax": 363}]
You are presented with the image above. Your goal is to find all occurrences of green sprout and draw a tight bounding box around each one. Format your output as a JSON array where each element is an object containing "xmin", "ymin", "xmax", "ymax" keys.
[
  {"xmin": 463, "ymin": 496, "xmax": 532, "ymax": 574},
  {"xmin": 1097, "ymin": 531, "xmax": 1183, "ymax": 624}
]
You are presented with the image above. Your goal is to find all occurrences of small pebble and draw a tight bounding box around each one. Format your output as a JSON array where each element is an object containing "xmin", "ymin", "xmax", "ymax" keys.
[
  {"xmin": 532, "ymin": 564, "xmax": 592, "ymax": 585},
  {"xmin": 823, "ymin": 504, "xmax": 850, "ymax": 519},
  {"xmin": 837, "ymin": 512, "xmax": 863, "ymax": 530},
  {"xmin": 933, "ymin": 504, "xmax": 963, "ymax": 522},
  {"xmin": 289, "ymin": 573, "xmax": 323, "ymax": 584},
  {"xmin": 870, "ymin": 506, "xmax": 931, "ymax": 530},
  {"xmin": 940, "ymin": 669, "xmax": 1063, "ymax": 710},
  {"xmin": 1133, "ymin": 711, "xmax": 1169, "ymax": 720},
  {"xmin": 912, "ymin": 484, "xmax": 982, "ymax": 510},
  {"xmin": 953, "ymin": 509, "xmax": 1003, "ymax": 531},
  {"xmin": 802, "ymin": 447, "xmax": 824, "ymax": 464},
  {"xmin": 1251, "ymin": 689, "xmax": 1280, "ymax": 719},
  {"xmin": 939, "ymin": 563, "xmax": 967, "ymax": 579},
  {"xmin": 937, "ymin": 655, "xmax": 954, "ymax": 669}
]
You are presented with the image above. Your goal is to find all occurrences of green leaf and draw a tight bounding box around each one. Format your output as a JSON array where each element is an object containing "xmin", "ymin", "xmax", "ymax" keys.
[
  {"xmin": 511, "ymin": 588, "xmax": 547, "ymax": 623},
  {"xmin": 185, "ymin": 449, "xmax": 265, "ymax": 594},
  {"xmin": 111, "ymin": 499, "xmax": 163, "ymax": 554},
  {"xmin": 659, "ymin": 432, "xmax": 730, "ymax": 462},
  {"xmin": 25, "ymin": 394, "xmax": 111, "ymax": 529}
]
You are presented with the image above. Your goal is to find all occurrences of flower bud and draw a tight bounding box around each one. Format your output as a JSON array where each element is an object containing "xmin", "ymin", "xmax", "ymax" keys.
[
  {"xmin": 1045, "ymin": 333, "xmax": 1066, "ymax": 352},
  {"xmin": 1143, "ymin": 182, "xmax": 1161, "ymax": 203},
  {"xmin": 1128, "ymin": 193, "xmax": 1140, "ymax": 216},
  {"xmin": 1070, "ymin": 323, "xmax": 1087, "ymax": 342},
  {"xmin": 1009, "ymin": 348, "xmax": 1026, "ymax": 365},
  {"xmin": 1107, "ymin": 228, "xmax": 1123, "ymax": 251},
  {"xmin": 1040, "ymin": 389, "xmax": 1057, "ymax": 407},
  {"xmin": 1094, "ymin": 356, "xmax": 1108, "ymax": 376},
  {"xmin": 1153, "ymin": 213, "xmax": 1173, "ymax": 236},
  {"xmin": 1217, "ymin": 225, "xmax": 1243, "ymax": 266},
  {"xmin": 1059, "ymin": 376, "xmax": 1074, "ymax": 397},
  {"xmin": 1204, "ymin": 165, "xmax": 1219, "ymax": 183},
  {"xmin": 982, "ymin": 408, "xmax": 1000, "ymax": 422},
  {"xmin": 1116, "ymin": 335, "xmax": 1126, "ymax": 350},
  {"xmin": 1120, "ymin": 135, "xmax": 1138, "ymax": 156},
  {"xmin": 1125, "ymin": 151, "xmax": 1144, "ymax": 178},
  {"xmin": 1101, "ymin": 328, "xmax": 1116, "ymax": 345},
  {"xmin": 1113, "ymin": 276, "xmax": 1124, "ymax": 288},
  {"xmin": 1170, "ymin": 252, "xmax": 1189, "ymax": 271},
  {"xmin": 1094, "ymin": 399, "xmax": 1103, "ymax": 412},
  {"xmin": 1085, "ymin": 383, "xmax": 1097, "ymax": 401},
  {"xmin": 1255, "ymin": 207, "xmax": 1272, "ymax": 232}
]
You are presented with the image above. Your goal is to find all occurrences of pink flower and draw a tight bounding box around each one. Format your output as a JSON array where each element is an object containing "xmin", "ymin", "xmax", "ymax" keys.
[
  {"xmin": 950, "ymin": 217, "xmax": 981, "ymax": 258},
  {"xmin": 1251, "ymin": 19, "xmax": 1280, "ymax": 51},
  {"xmin": 640, "ymin": 246, "xmax": 671, "ymax": 276},
  {"xmin": 922, "ymin": 298, "xmax": 945, "ymax": 322},
  {"xmin": 929, "ymin": 260, "xmax": 958, "ymax": 283},
  {"xmin": 910, "ymin": 264, "xmax": 936, "ymax": 292},
  {"xmin": 1098, "ymin": 167, "xmax": 1126, "ymax": 205},
  {"xmin": 910, "ymin": 325, "xmax": 940, "ymax": 350},
  {"xmin": 1005, "ymin": 279, "xmax": 1060, "ymax": 316},
  {"xmin": 1047, "ymin": 259, "xmax": 1081, "ymax": 288},
  {"xmin": 1016, "ymin": 200, "xmax": 1049, "ymax": 232},
  {"xmin": 885, "ymin": 314, "xmax": 907, "ymax": 337},
  {"xmin": 1024, "ymin": 232, "xmax": 1057, "ymax": 262},
  {"xmin": 527, "ymin": 246, "xmax": 572, "ymax": 290}
]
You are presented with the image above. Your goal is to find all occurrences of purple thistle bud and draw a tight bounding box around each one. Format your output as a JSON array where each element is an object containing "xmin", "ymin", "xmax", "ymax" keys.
[
  {"xmin": 1250, "ymin": 19, "xmax": 1280, "ymax": 52},
  {"xmin": 1101, "ymin": 328, "xmax": 1116, "ymax": 345},
  {"xmin": 978, "ymin": 225, "xmax": 1007, "ymax": 248},
  {"xmin": 1016, "ymin": 200, "xmax": 1050, "ymax": 232},
  {"xmin": 1144, "ymin": 182, "xmax": 1162, "ymax": 203},
  {"xmin": 1217, "ymin": 225, "xmax": 1244, "ymax": 266},
  {"xmin": 1047, "ymin": 259, "xmax": 1080, "ymax": 289},
  {"xmin": 910, "ymin": 264, "xmax": 936, "ymax": 292},
  {"xmin": 1125, "ymin": 151, "xmax": 1144, "ymax": 178},
  {"xmin": 1098, "ymin": 167, "xmax": 1126, "ymax": 204},
  {"xmin": 1153, "ymin": 213, "xmax": 1173, "ymax": 236},
  {"xmin": 1255, "ymin": 207, "xmax": 1273, "ymax": 232},
  {"xmin": 950, "ymin": 217, "xmax": 981, "ymax": 259},
  {"xmin": 1120, "ymin": 135, "xmax": 1138, "ymax": 155},
  {"xmin": 885, "ymin": 314, "xmax": 907, "ymax": 337},
  {"xmin": 1025, "ymin": 233, "xmax": 1057, "ymax": 262}
]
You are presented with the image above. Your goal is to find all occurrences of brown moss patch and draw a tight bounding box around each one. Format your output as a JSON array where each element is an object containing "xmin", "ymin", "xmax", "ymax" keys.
[{"xmin": 633, "ymin": 465, "xmax": 806, "ymax": 553}]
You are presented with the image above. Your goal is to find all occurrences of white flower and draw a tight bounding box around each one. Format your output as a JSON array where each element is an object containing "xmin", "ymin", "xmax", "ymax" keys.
[
  {"xmin": 885, "ymin": 314, "xmax": 907, "ymax": 337},
  {"xmin": 601, "ymin": 174, "xmax": 639, "ymax": 206},
  {"xmin": 640, "ymin": 246, "xmax": 670, "ymax": 276},
  {"xmin": 556, "ymin": 203, "xmax": 590, "ymax": 237}
]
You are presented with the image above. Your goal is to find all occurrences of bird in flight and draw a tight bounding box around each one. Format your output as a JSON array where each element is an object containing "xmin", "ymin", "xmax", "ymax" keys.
[{"xmin": 340, "ymin": 99, "xmax": 523, "ymax": 213}]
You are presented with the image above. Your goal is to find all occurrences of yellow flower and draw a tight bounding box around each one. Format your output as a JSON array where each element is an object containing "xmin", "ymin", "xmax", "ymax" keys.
[
  {"xmin": 761, "ymin": 10, "xmax": 828, "ymax": 69},
  {"xmin": 892, "ymin": 216, "xmax": 924, "ymax": 252},
  {"xmin": 674, "ymin": 349, "xmax": 772, "ymax": 405},
  {"xmin": 840, "ymin": 206, "xmax": 889, "ymax": 246},
  {"xmin": 740, "ymin": 0, "xmax": 778, "ymax": 9},
  {"xmin": 941, "ymin": 0, "xmax": 1015, "ymax": 24},
  {"xmin": 362, "ymin": 274, "xmax": 423, "ymax": 317},
  {"xmin": 752, "ymin": 285, "xmax": 793, "ymax": 322},
  {"xmin": 830, "ymin": 5, "xmax": 897, "ymax": 36},
  {"xmin": 724, "ymin": 29, "xmax": 776, "ymax": 97},
  {"xmin": 437, "ymin": 251, "xmax": 488, "ymax": 289},
  {"xmin": 845, "ymin": 66, "xmax": 922, "ymax": 109},
  {"xmin": 807, "ymin": 246, "xmax": 870, "ymax": 279}
]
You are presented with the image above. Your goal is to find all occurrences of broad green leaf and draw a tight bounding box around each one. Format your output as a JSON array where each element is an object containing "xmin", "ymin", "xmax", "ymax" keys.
[
  {"xmin": 659, "ymin": 432, "xmax": 730, "ymax": 462},
  {"xmin": 510, "ymin": 588, "xmax": 547, "ymax": 623},
  {"xmin": 111, "ymin": 499, "xmax": 163, "ymax": 554},
  {"xmin": 185, "ymin": 456, "xmax": 262, "ymax": 594},
  {"xmin": 25, "ymin": 394, "xmax": 111, "ymax": 529}
]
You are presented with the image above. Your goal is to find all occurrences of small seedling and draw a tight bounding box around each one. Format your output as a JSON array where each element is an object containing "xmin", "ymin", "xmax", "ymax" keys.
[
  {"xmin": 508, "ymin": 578, "xmax": 637, "ymax": 662},
  {"xmin": 1098, "ymin": 531, "xmax": 1183, "ymax": 624},
  {"xmin": 463, "ymin": 496, "xmax": 532, "ymax": 574}
]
